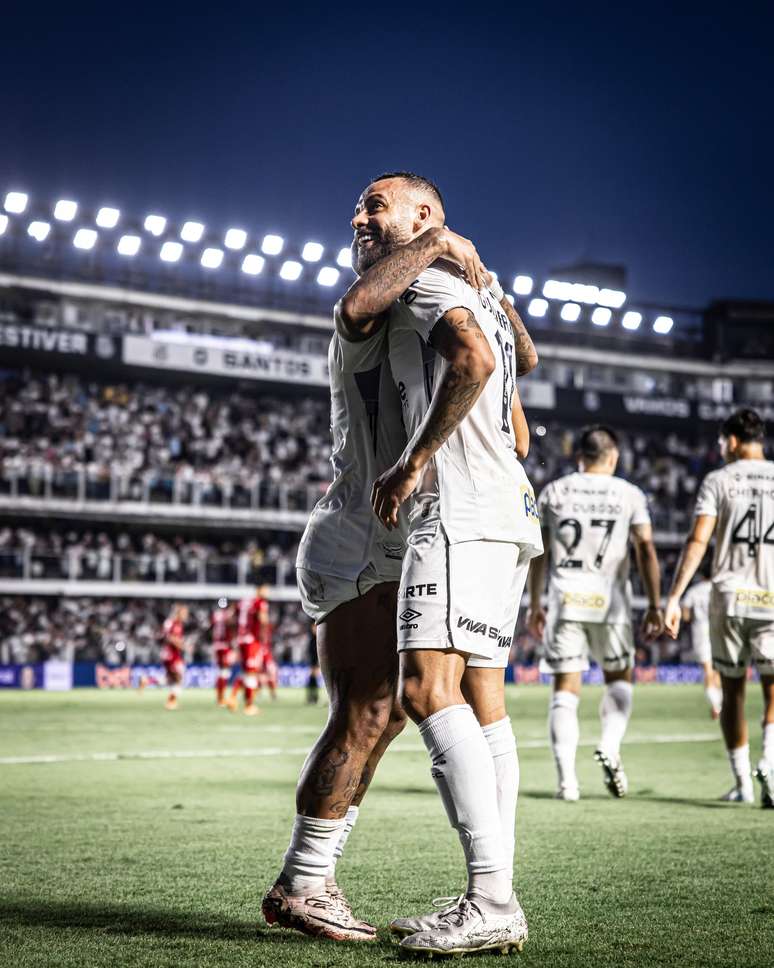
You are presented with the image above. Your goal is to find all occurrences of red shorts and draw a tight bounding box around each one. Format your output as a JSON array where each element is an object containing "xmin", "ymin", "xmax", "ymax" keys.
[
  {"xmin": 163, "ymin": 658, "xmax": 185, "ymax": 680},
  {"xmin": 215, "ymin": 646, "xmax": 235, "ymax": 669},
  {"xmin": 239, "ymin": 640, "xmax": 264, "ymax": 673}
]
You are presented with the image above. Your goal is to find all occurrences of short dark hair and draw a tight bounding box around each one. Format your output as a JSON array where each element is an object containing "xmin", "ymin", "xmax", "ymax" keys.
[
  {"xmin": 577, "ymin": 424, "xmax": 620, "ymax": 463},
  {"xmin": 371, "ymin": 171, "xmax": 445, "ymax": 213},
  {"xmin": 720, "ymin": 407, "xmax": 765, "ymax": 443}
]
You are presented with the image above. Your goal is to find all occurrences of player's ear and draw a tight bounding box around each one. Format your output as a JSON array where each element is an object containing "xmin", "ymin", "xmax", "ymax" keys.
[{"xmin": 414, "ymin": 202, "xmax": 431, "ymax": 230}]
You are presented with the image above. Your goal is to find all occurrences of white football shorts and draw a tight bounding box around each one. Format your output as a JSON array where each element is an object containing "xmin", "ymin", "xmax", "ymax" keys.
[
  {"xmin": 397, "ymin": 517, "xmax": 529, "ymax": 670},
  {"xmin": 539, "ymin": 618, "xmax": 635, "ymax": 674},
  {"xmin": 710, "ymin": 613, "xmax": 774, "ymax": 678}
]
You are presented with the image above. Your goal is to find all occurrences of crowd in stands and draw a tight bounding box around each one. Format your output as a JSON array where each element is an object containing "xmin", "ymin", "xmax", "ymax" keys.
[
  {"xmin": 0, "ymin": 526, "xmax": 298, "ymax": 585},
  {"xmin": 0, "ymin": 596, "xmax": 311, "ymax": 667}
]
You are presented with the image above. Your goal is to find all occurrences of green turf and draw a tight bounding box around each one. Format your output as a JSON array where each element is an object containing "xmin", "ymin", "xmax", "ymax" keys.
[{"xmin": 1, "ymin": 684, "xmax": 771, "ymax": 967}]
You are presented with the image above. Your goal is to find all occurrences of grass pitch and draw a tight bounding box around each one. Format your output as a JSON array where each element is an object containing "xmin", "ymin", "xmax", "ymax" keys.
[{"xmin": 1, "ymin": 684, "xmax": 771, "ymax": 968}]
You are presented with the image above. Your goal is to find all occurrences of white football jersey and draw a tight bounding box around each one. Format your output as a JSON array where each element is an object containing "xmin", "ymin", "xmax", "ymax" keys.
[
  {"xmin": 682, "ymin": 579, "xmax": 711, "ymax": 656},
  {"xmin": 538, "ymin": 472, "xmax": 651, "ymax": 624},
  {"xmin": 296, "ymin": 328, "xmax": 408, "ymax": 581},
  {"xmin": 387, "ymin": 263, "xmax": 542, "ymax": 560},
  {"xmin": 694, "ymin": 458, "xmax": 774, "ymax": 618}
]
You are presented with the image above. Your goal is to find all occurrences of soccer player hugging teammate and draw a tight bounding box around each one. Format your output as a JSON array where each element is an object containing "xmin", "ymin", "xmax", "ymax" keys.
[
  {"xmin": 526, "ymin": 426, "xmax": 664, "ymax": 800},
  {"xmin": 341, "ymin": 172, "xmax": 540, "ymax": 955},
  {"xmin": 665, "ymin": 408, "xmax": 774, "ymax": 808}
]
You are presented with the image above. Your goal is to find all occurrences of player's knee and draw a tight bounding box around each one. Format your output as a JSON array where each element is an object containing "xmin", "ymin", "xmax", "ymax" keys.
[
  {"xmin": 400, "ymin": 674, "xmax": 455, "ymax": 724},
  {"xmin": 383, "ymin": 700, "xmax": 408, "ymax": 741}
]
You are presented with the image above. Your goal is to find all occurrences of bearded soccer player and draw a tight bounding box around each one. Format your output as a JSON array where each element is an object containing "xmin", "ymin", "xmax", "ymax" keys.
[
  {"xmin": 229, "ymin": 591, "xmax": 271, "ymax": 716},
  {"xmin": 334, "ymin": 172, "xmax": 541, "ymax": 955},
  {"xmin": 526, "ymin": 426, "xmax": 663, "ymax": 800},
  {"xmin": 161, "ymin": 604, "xmax": 189, "ymax": 710},
  {"xmin": 665, "ymin": 408, "xmax": 774, "ymax": 807},
  {"xmin": 262, "ymin": 175, "xmax": 513, "ymax": 945},
  {"xmin": 212, "ymin": 601, "xmax": 237, "ymax": 706}
]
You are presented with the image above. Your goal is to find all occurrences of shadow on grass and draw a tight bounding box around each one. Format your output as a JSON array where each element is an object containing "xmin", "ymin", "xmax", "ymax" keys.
[{"xmin": 0, "ymin": 898, "xmax": 402, "ymax": 956}]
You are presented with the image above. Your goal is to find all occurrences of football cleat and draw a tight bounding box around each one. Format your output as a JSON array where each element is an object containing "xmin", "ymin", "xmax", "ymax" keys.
[
  {"xmin": 555, "ymin": 785, "xmax": 580, "ymax": 802},
  {"xmin": 164, "ymin": 696, "xmax": 178, "ymax": 711},
  {"xmin": 398, "ymin": 894, "xmax": 528, "ymax": 956},
  {"xmin": 389, "ymin": 895, "xmax": 462, "ymax": 938},
  {"xmin": 244, "ymin": 705, "xmax": 261, "ymax": 717},
  {"xmin": 720, "ymin": 785, "xmax": 754, "ymax": 803},
  {"xmin": 262, "ymin": 880, "xmax": 376, "ymax": 942},
  {"xmin": 594, "ymin": 748, "xmax": 628, "ymax": 798},
  {"xmin": 753, "ymin": 766, "xmax": 774, "ymax": 809}
]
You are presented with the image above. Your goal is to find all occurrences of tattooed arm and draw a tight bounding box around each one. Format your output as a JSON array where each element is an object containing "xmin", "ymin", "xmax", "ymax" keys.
[
  {"xmin": 498, "ymin": 295, "xmax": 538, "ymax": 375},
  {"xmin": 335, "ymin": 227, "xmax": 486, "ymax": 341},
  {"xmin": 371, "ymin": 307, "xmax": 495, "ymax": 528}
]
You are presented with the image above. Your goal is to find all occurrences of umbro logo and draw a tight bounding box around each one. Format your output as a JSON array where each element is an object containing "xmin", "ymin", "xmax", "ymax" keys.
[{"xmin": 399, "ymin": 608, "xmax": 422, "ymax": 623}]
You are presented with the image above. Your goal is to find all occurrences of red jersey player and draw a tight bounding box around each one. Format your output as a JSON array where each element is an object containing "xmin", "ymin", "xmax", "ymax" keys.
[
  {"xmin": 161, "ymin": 604, "xmax": 189, "ymax": 710},
  {"xmin": 228, "ymin": 589, "xmax": 272, "ymax": 715},
  {"xmin": 212, "ymin": 600, "xmax": 237, "ymax": 706}
]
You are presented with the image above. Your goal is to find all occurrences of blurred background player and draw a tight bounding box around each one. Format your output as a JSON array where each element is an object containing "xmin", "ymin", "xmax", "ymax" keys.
[
  {"xmin": 305, "ymin": 621, "xmax": 320, "ymax": 705},
  {"xmin": 681, "ymin": 571, "xmax": 723, "ymax": 719},
  {"xmin": 665, "ymin": 408, "xmax": 774, "ymax": 808},
  {"xmin": 160, "ymin": 603, "xmax": 189, "ymax": 710},
  {"xmin": 212, "ymin": 600, "xmax": 237, "ymax": 707},
  {"xmin": 229, "ymin": 589, "xmax": 272, "ymax": 716},
  {"xmin": 258, "ymin": 610, "xmax": 278, "ymax": 702},
  {"xmin": 527, "ymin": 425, "xmax": 663, "ymax": 800}
]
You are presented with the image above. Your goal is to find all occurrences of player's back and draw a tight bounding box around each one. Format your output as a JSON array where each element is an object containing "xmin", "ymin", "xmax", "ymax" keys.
[
  {"xmin": 538, "ymin": 471, "xmax": 650, "ymax": 624},
  {"xmin": 695, "ymin": 458, "xmax": 774, "ymax": 617},
  {"xmin": 297, "ymin": 330, "xmax": 408, "ymax": 580},
  {"xmin": 388, "ymin": 264, "xmax": 541, "ymax": 554}
]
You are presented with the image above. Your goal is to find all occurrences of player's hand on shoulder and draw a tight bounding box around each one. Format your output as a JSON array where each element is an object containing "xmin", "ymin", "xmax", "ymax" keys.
[
  {"xmin": 663, "ymin": 598, "xmax": 682, "ymax": 640},
  {"xmin": 640, "ymin": 606, "xmax": 665, "ymax": 641},
  {"xmin": 437, "ymin": 227, "xmax": 485, "ymax": 292},
  {"xmin": 371, "ymin": 460, "xmax": 422, "ymax": 530},
  {"xmin": 526, "ymin": 605, "xmax": 547, "ymax": 640}
]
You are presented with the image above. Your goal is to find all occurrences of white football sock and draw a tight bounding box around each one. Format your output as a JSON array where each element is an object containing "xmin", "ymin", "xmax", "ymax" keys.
[
  {"xmin": 482, "ymin": 717, "xmax": 518, "ymax": 884},
  {"xmin": 419, "ymin": 704, "xmax": 511, "ymax": 904},
  {"xmin": 549, "ymin": 691, "xmax": 580, "ymax": 793},
  {"xmin": 760, "ymin": 723, "xmax": 774, "ymax": 770},
  {"xmin": 599, "ymin": 680, "xmax": 633, "ymax": 762},
  {"xmin": 327, "ymin": 805, "xmax": 359, "ymax": 881},
  {"xmin": 705, "ymin": 686, "xmax": 723, "ymax": 715},
  {"xmin": 280, "ymin": 814, "xmax": 346, "ymax": 895},
  {"xmin": 728, "ymin": 744, "xmax": 752, "ymax": 791}
]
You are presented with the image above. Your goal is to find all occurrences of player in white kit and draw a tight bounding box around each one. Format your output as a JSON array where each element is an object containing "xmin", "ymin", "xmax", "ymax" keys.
[
  {"xmin": 527, "ymin": 426, "xmax": 664, "ymax": 800},
  {"xmin": 262, "ymin": 174, "xmax": 492, "ymax": 942},
  {"xmin": 681, "ymin": 573, "xmax": 723, "ymax": 718},
  {"xmin": 665, "ymin": 409, "xmax": 774, "ymax": 808},
  {"xmin": 344, "ymin": 174, "xmax": 542, "ymax": 954}
]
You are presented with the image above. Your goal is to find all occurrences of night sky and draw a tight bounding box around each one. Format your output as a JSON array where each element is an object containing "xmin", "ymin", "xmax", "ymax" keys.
[{"xmin": 3, "ymin": 3, "xmax": 773, "ymax": 308}]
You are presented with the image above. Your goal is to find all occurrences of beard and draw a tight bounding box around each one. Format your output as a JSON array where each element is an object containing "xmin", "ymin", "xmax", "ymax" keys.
[{"xmin": 352, "ymin": 221, "xmax": 413, "ymax": 275}]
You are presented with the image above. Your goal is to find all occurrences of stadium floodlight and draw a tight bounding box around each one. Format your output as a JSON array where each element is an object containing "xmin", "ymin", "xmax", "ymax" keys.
[
  {"xmin": 180, "ymin": 221, "xmax": 204, "ymax": 242},
  {"xmin": 527, "ymin": 298, "xmax": 548, "ymax": 317},
  {"xmin": 117, "ymin": 234, "xmax": 141, "ymax": 256},
  {"xmin": 160, "ymin": 240, "xmax": 183, "ymax": 262},
  {"xmin": 536, "ymin": 425, "xmax": 547, "ymax": 437},
  {"xmin": 571, "ymin": 283, "xmax": 599, "ymax": 304},
  {"xmin": 543, "ymin": 279, "xmax": 573, "ymax": 301},
  {"xmin": 622, "ymin": 311, "xmax": 642, "ymax": 331},
  {"xmin": 262, "ymin": 233, "xmax": 284, "ymax": 255},
  {"xmin": 96, "ymin": 206, "xmax": 120, "ymax": 228},
  {"xmin": 336, "ymin": 247, "xmax": 352, "ymax": 268},
  {"xmin": 513, "ymin": 275, "xmax": 533, "ymax": 295},
  {"xmin": 73, "ymin": 228, "xmax": 97, "ymax": 250},
  {"xmin": 302, "ymin": 241, "xmax": 324, "ymax": 262},
  {"xmin": 317, "ymin": 266, "xmax": 340, "ymax": 287},
  {"xmin": 28, "ymin": 220, "xmax": 51, "ymax": 242},
  {"xmin": 0, "ymin": 214, "xmax": 8, "ymax": 235},
  {"xmin": 280, "ymin": 260, "xmax": 302, "ymax": 281},
  {"xmin": 592, "ymin": 307, "xmax": 612, "ymax": 326},
  {"xmin": 224, "ymin": 228, "xmax": 247, "ymax": 250},
  {"xmin": 4, "ymin": 191, "xmax": 28, "ymax": 213},
  {"xmin": 54, "ymin": 199, "xmax": 78, "ymax": 221},
  {"xmin": 241, "ymin": 253, "xmax": 265, "ymax": 275},
  {"xmin": 653, "ymin": 315, "xmax": 674, "ymax": 335},
  {"xmin": 598, "ymin": 288, "xmax": 626, "ymax": 308},
  {"xmin": 560, "ymin": 302, "xmax": 581, "ymax": 322},
  {"xmin": 144, "ymin": 214, "xmax": 166, "ymax": 236},
  {"xmin": 200, "ymin": 247, "xmax": 224, "ymax": 269}
]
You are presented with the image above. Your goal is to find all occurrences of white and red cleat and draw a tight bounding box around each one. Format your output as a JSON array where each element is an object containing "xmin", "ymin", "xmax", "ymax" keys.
[{"xmin": 261, "ymin": 880, "xmax": 376, "ymax": 942}]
